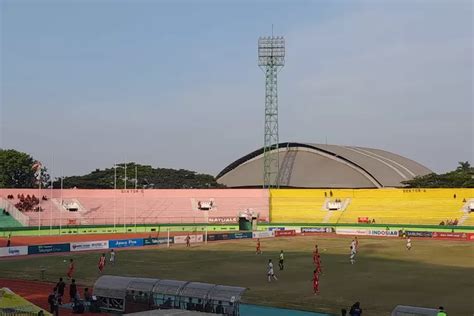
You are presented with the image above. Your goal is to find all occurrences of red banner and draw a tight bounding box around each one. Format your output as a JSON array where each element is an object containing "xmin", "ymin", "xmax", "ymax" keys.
[
  {"xmin": 432, "ymin": 232, "xmax": 468, "ymax": 240},
  {"xmin": 358, "ymin": 217, "xmax": 369, "ymax": 223},
  {"xmin": 275, "ymin": 230, "xmax": 296, "ymax": 237}
]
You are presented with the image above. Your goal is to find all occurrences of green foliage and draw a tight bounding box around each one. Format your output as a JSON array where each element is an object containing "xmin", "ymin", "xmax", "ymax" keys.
[
  {"xmin": 54, "ymin": 162, "xmax": 225, "ymax": 189},
  {"xmin": 0, "ymin": 149, "xmax": 50, "ymax": 188},
  {"xmin": 402, "ymin": 161, "xmax": 474, "ymax": 188}
]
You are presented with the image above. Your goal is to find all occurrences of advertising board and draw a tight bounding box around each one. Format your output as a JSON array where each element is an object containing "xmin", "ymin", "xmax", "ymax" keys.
[
  {"xmin": 432, "ymin": 232, "xmax": 468, "ymax": 240},
  {"xmin": 206, "ymin": 234, "xmax": 231, "ymax": 242},
  {"xmin": 405, "ymin": 231, "xmax": 432, "ymax": 238},
  {"xmin": 232, "ymin": 232, "xmax": 253, "ymax": 239},
  {"xmin": 0, "ymin": 246, "xmax": 28, "ymax": 257},
  {"xmin": 70, "ymin": 241, "xmax": 108, "ymax": 252},
  {"xmin": 143, "ymin": 237, "xmax": 174, "ymax": 246},
  {"xmin": 108, "ymin": 239, "xmax": 144, "ymax": 248},
  {"xmin": 301, "ymin": 227, "xmax": 333, "ymax": 233},
  {"xmin": 174, "ymin": 235, "xmax": 204, "ymax": 244},
  {"xmin": 268, "ymin": 227, "xmax": 285, "ymax": 231},
  {"xmin": 252, "ymin": 231, "xmax": 274, "ymax": 239},
  {"xmin": 368, "ymin": 230, "xmax": 399, "ymax": 237},
  {"xmin": 275, "ymin": 230, "xmax": 296, "ymax": 237},
  {"xmin": 28, "ymin": 243, "xmax": 70, "ymax": 255},
  {"xmin": 335, "ymin": 228, "xmax": 369, "ymax": 236}
]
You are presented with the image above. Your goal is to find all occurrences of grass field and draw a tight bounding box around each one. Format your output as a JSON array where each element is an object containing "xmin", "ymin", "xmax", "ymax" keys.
[{"xmin": 0, "ymin": 236, "xmax": 473, "ymax": 316}]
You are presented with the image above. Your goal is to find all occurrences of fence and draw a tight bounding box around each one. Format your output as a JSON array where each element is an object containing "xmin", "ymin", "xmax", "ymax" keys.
[{"xmin": 0, "ymin": 199, "xmax": 30, "ymax": 226}]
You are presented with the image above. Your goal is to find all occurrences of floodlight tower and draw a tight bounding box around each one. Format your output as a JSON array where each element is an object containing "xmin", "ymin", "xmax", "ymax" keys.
[{"xmin": 258, "ymin": 35, "xmax": 285, "ymax": 188}]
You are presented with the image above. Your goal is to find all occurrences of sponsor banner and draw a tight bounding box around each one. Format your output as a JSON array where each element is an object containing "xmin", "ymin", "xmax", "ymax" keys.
[
  {"xmin": 285, "ymin": 227, "xmax": 301, "ymax": 233},
  {"xmin": 174, "ymin": 235, "xmax": 204, "ymax": 244},
  {"xmin": 0, "ymin": 246, "xmax": 28, "ymax": 257},
  {"xmin": 369, "ymin": 230, "xmax": 399, "ymax": 237},
  {"xmin": 468, "ymin": 233, "xmax": 474, "ymax": 241},
  {"xmin": 108, "ymin": 238, "xmax": 144, "ymax": 248},
  {"xmin": 70, "ymin": 241, "xmax": 108, "ymax": 252},
  {"xmin": 405, "ymin": 231, "xmax": 432, "ymax": 238},
  {"xmin": 208, "ymin": 217, "xmax": 237, "ymax": 224},
  {"xmin": 275, "ymin": 230, "xmax": 296, "ymax": 237},
  {"xmin": 432, "ymin": 232, "xmax": 468, "ymax": 240},
  {"xmin": 335, "ymin": 228, "xmax": 370, "ymax": 236},
  {"xmin": 28, "ymin": 243, "xmax": 70, "ymax": 255},
  {"xmin": 206, "ymin": 233, "xmax": 231, "ymax": 242},
  {"xmin": 268, "ymin": 227, "xmax": 285, "ymax": 231},
  {"xmin": 252, "ymin": 231, "xmax": 274, "ymax": 239},
  {"xmin": 143, "ymin": 237, "xmax": 174, "ymax": 246},
  {"xmin": 232, "ymin": 232, "xmax": 253, "ymax": 239},
  {"xmin": 301, "ymin": 227, "xmax": 333, "ymax": 233}
]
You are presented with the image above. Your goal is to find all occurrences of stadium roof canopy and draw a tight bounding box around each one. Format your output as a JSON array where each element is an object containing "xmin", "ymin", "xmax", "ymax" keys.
[{"xmin": 216, "ymin": 142, "xmax": 432, "ymax": 188}]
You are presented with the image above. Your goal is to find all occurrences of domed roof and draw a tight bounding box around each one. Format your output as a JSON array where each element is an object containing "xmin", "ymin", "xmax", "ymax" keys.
[{"xmin": 217, "ymin": 142, "xmax": 432, "ymax": 188}]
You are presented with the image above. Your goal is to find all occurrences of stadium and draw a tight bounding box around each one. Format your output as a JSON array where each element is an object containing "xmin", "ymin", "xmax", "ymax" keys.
[{"xmin": 1, "ymin": 2, "xmax": 473, "ymax": 316}]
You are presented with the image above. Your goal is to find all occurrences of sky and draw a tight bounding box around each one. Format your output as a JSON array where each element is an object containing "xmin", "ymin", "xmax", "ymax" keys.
[{"xmin": 1, "ymin": 0, "xmax": 473, "ymax": 178}]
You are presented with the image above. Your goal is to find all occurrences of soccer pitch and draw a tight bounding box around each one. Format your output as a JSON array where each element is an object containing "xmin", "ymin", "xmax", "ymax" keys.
[{"xmin": 0, "ymin": 236, "xmax": 472, "ymax": 316}]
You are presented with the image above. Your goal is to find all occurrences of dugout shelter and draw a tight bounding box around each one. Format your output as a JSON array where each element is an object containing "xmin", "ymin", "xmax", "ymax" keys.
[{"xmin": 93, "ymin": 275, "xmax": 246, "ymax": 315}]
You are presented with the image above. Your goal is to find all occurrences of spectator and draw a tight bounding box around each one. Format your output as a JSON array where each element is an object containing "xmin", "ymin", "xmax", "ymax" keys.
[
  {"xmin": 56, "ymin": 278, "xmax": 66, "ymax": 298},
  {"xmin": 162, "ymin": 297, "xmax": 172, "ymax": 309},
  {"xmin": 349, "ymin": 301, "xmax": 362, "ymax": 316},
  {"xmin": 437, "ymin": 306, "xmax": 447, "ymax": 316},
  {"xmin": 196, "ymin": 299, "xmax": 204, "ymax": 312},
  {"xmin": 186, "ymin": 298, "xmax": 195, "ymax": 311},
  {"xmin": 453, "ymin": 194, "xmax": 456, "ymax": 199},
  {"xmin": 83, "ymin": 288, "xmax": 91, "ymax": 302},
  {"xmin": 6, "ymin": 233, "xmax": 11, "ymax": 247},
  {"xmin": 341, "ymin": 309, "xmax": 347, "ymax": 316},
  {"xmin": 215, "ymin": 301, "xmax": 224, "ymax": 314},
  {"xmin": 69, "ymin": 279, "xmax": 77, "ymax": 302},
  {"xmin": 47, "ymin": 287, "xmax": 57, "ymax": 314}
]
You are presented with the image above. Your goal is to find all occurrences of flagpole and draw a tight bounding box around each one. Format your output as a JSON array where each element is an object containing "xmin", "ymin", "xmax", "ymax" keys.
[
  {"xmin": 60, "ymin": 169, "xmax": 63, "ymax": 234},
  {"xmin": 50, "ymin": 154, "xmax": 53, "ymax": 234},
  {"xmin": 114, "ymin": 163, "xmax": 117, "ymax": 231},
  {"xmin": 123, "ymin": 163, "xmax": 127, "ymax": 230},
  {"xmin": 38, "ymin": 168, "xmax": 41, "ymax": 235},
  {"xmin": 134, "ymin": 165, "xmax": 137, "ymax": 232}
]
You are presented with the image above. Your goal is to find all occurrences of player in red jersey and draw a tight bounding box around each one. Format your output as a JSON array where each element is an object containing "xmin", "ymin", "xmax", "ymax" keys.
[
  {"xmin": 312, "ymin": 269, "xmax": 320, "ymax": 295},
  {"xmin": 256, "ymin": 238, "xmax": 262, "ymax": 254},
  {"xmin": 315, "ymin": 253, "xmax": 322, "ymax": 274},
  {"xmin": 66, "ymin": 259, "xmax": 75, "ymax": 279},
  {"xmin": 312, "ymin": 245, "xmax": 319, "ymax": 265},
  {"xmin": 98, "ymin": 253, "xmax": 106, "ymax": 273}
]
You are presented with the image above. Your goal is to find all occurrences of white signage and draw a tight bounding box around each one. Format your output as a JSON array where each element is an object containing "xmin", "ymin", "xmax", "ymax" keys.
[
  {"xmin": 335, "ymin": 228, "xmax": 370, "ymax": 236},
  {"xmin": 70, "ymin": 240, "xmax": 109, "ymax": 252},
  {"xmin": 0, "ymin": 246, "xmax": 28, "ymax": 257},
  {"xmin": 252, "ymin": 231, "xmax": 274, "ymax": 239},
  {"xmin": 174, "ymin": 235, "xmax": 204, "ymax": 244}
]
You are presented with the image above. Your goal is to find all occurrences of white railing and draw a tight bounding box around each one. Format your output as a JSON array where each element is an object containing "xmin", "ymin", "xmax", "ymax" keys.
[{"xmin": 0, "ymin": 198, "xmax": 30, "ymax": 226}]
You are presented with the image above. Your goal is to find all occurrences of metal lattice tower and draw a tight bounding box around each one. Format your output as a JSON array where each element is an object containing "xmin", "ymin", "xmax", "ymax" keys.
[{"xmin": 258, "ymin": 36, "xmax": 285, "ymax": 188}]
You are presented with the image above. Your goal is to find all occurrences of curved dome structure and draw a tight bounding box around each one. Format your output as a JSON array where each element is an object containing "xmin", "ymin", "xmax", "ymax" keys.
[{"xmin": 217, "ymin": 142, "xmax": 432, "ymax": 188}]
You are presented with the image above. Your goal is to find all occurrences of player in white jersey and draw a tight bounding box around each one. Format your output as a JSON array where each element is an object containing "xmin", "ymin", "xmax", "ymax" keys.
[
  {"xmin": 109, "ymin": 249, "xmax": 116, "ymax": 265},
  {"xmin": 350, "ymin": 239, "xmax": 357, "ymax": 254},
  {"xmin": 406, "ymin": 238, "xmax": 412, "ymax": 250},
  {"xmin": 267, "ymin": 259, "xmax": 278, "ymax": 282},
  {"xmin": 350, "ymin": 245, "xmax": 356, "ymax": 264},
  {"xmin": 279, "ymin": 250, "xmax": 284, "ymax": 270}
]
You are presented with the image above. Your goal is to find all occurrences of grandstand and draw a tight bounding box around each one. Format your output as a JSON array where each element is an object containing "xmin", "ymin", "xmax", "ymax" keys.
[
  {"xmin": 0, "ymin": 189, "xmax": 269, "ymax": 227},
  {"xmin": 1, "ymin": 188, "xmax": 473, "ymax": 228},
  {"xmin": 270, "ymin": 188, "xmax": 474, "ymax": 225}
]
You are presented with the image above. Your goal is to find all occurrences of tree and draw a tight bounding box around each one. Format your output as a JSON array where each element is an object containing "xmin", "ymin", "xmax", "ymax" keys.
[
  {"xmin": 0, "ymin": 149, "xmax": 51, "ymax": 188},
  {"xmin": 53, "ymin": 162, "xmax": 225, "ymax": 189},
  {"xmin": 402, "ymin": 161, "xmax": 474, "ymax": 188}
]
